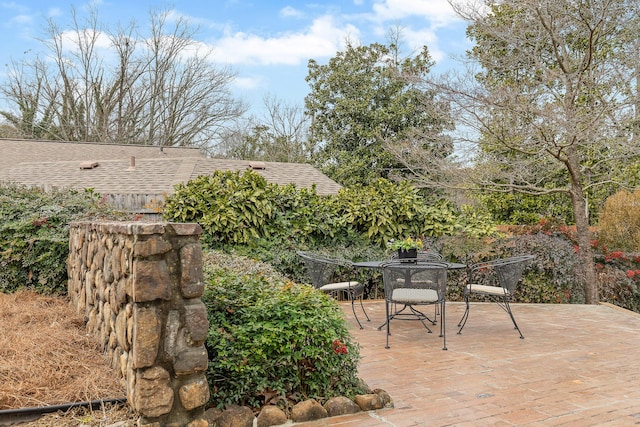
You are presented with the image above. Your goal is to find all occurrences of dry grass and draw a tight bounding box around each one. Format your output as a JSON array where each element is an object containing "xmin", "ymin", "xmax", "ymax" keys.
[{"xmin": 0, "ymin": 290, "xmax": 137, "ymax": 425}]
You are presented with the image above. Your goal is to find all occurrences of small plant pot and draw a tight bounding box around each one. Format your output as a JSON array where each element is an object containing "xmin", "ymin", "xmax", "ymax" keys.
[{"xmin": 398, "ymin": 248, "xmax": 418, "ymax": 260}]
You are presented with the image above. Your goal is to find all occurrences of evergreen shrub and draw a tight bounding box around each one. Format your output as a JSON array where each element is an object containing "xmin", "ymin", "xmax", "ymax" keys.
[
  {"xmin": 0, "ymin": 184, "xmax": 127, "ymax": 294},
  {"xmin": 594, "ymin": 250, "xmax": 640, "ymax": 312},
  {"xmin": 202, "ymin": 251, "xmax": 366, "ymax": 410},
  {"xmin": 163, "ymin": 172, "xmax": 497, "ymax": 251}
]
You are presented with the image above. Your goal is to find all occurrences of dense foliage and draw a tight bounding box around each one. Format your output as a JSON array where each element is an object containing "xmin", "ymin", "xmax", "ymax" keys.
[
  {"xmin": 438, "ymin": 222, "xmax": 640, "ymax": 311},
  {"xmin": 594, "ymin": 250, "xmax": 640, "ymax": 313},
  {"xmin": 0, "ymin": 184, "xmax": 127, "ymax": 294},
  {"xmin": 476, "ymin": 191, "xmax": 575, "ymax": 225},
  {"xmin": 201, "ymin": 251, "xmax": 366, "ymax": 410},
  {"xmin": 163, "ymin": 170, "xmax": 497, "ymax": 250},
  {"xmin": 437, "ymin": 230, "xmax": 581, "ymax": 304},
  {"xmin": 305, "ymin": 39, "xmax": 453, "ymax": 187}
]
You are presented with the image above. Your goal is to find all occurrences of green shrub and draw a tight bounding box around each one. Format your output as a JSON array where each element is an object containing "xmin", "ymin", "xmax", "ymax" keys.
[
  {"xmin": 476, "ymin": 191, "xmax": 576, "ymax": 225},
  {"xmin": 164, "ymin": 172, "xmax": 498, "ymax": 252},
  {"xmin": 202, "ymin": 251, "xmax": 366, "ymax": 410},
  {"xmin": 268, "ymin": 184, "xmax": 346, "ymax": 245},
  {"xmin": 333, "ymin": 179, "xmax": 499, "ymax": 246},
  {"xmin": 0, "ymin": 184, "xmax": 128, "ymax": 294},
  {"xmin": 163, "ymin": 171, "xmax": 277, "ymax": 245},
  {"xmin": 492, "ymin": 233, "xmax": 581, "ymax": 303}
]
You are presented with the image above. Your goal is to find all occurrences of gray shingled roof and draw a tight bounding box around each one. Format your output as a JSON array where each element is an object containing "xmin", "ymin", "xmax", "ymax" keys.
[
  {"xmin": 0, "ymin": 138, "xmax": 201, "ymax": 173},
  {"xmin": 0, "ymin": 139, "xmax": 342, "ymax": 202}
]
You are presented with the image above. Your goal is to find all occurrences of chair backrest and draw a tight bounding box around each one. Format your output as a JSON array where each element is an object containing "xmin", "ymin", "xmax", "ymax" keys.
[
  {"xmin": 494, "ymin": 255, "xmax": 535, "ymax": 292},
  {"xmin": 381, "ymin": 261, "xmax": 448, "ymax": 302},
  {"xmin": 471, "ymin": 255, "xmax": 534, "ymax": 292},
  {"xmin": 296, "ymin": 251, "xmax": 351, "ymax": 289}
]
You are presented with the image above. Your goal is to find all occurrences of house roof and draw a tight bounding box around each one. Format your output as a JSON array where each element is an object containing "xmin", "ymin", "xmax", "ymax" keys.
[
  {"xmin": 0, "ymin": 138, "xmax": 342, "ymax": 196},
  {"xmin": 0, "ymin": 138, "xmax": 201, "ymax": 173}
]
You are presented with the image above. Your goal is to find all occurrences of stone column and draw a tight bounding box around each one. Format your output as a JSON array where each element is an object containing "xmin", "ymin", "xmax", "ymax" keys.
[{"xmin": 68, "ymin": 221, "xmax": 210, "ymax": 426}]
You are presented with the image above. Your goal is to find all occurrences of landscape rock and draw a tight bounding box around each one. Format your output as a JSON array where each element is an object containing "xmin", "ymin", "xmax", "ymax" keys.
[
  {"xmin": 185, "ymin": 419, "xmax": 209, "ymax": 427},
  {"xmin": 216, "ymin": 405, "xmax": 255, "ymax": 427},
  {"xmin": 290, "ymin": 399, "xmax": 328, "ymax": 423},
  {"xmin": 323, "ymin": 396, "xmax": 361, "ymax": 416},
  {"xmin": 256, "ymin": 405, "xmax": 288, "ymax": 427},
  {"xmin": 354, "ymin": 393, "xmax": 384, "ymax": 411},
  {"xmin": 202, "ymin": 407, "xmax": 223, "ymax": 426},
  {"xmin": 373, "ymin": 388, "xmax": 394, "ymax": 408}
]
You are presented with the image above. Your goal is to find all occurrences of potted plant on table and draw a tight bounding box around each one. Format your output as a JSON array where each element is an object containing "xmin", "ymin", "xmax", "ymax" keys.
[{"xmin": 388, "ymin": 237, "xmax": 423, "ymax": 260}]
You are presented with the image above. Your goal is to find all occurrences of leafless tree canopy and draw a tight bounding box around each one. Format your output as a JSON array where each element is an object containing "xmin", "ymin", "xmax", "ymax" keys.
[
  {"xmin": 0, "ymin": 6, "xmax": 245, "ymax": 149},
  {"xmin": 454, "ymin": 0, "xmax": 639, "ymax": 186},
  {"xmin": 215, "ymin": 95, "xmax": 313, "ymax": 162}
]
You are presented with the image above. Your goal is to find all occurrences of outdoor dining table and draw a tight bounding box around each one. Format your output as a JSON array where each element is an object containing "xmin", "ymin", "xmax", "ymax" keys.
[
  {"xmin": 352, "ymin": 259, "xmax": 467, "ymax": 299},
  {"xmin": 353, "ymin": 260, "xmax": 466, "ymax": 271}
]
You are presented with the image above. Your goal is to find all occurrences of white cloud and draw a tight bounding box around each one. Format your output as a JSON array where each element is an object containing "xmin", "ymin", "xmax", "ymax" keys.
[
  {"xmin": 280, "ymin": 6, "xmax": 304, "ymax": 19},
  {"xmin": 402, "ymin": 27, "xmax": 442, "ymax": 62},
  {"xmin": 46, "ymin": 7, "xmax": 62, "ymax": 18},
  {"xmin": 372, "ymin": 0, "xmax": 460, "ymax": 26},
  {"xmin": 58, "ymin": 29, "xmax": 113, "ymax": 51},
  {"xmin": 1, "ymin": 2, "xmax": 29, "ymax": 12},
  {"xmin": 232, "ymin": 75, "xmax": 263, "ymax": 90},
  {"xmin": 213, "ymin": 15, "xmax": 359, "ymax": 66},
  {"xmin": 10, "ymin": 14, "xmax": 32, "ymax": 25}
]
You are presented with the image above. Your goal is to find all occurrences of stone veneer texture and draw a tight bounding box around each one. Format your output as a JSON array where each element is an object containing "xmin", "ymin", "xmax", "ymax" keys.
[{"xmin": 68, "ymin": 221, "xmax": 210, "ymax": 426}]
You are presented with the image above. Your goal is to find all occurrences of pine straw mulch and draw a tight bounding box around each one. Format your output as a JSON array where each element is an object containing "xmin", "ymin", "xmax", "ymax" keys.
[{"xmin": 0, "ymin": 290, "xmax": 137, "ymax": 426}]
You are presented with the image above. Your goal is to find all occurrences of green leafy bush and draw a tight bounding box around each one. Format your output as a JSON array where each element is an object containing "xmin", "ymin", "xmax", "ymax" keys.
[
  {"xmin": 267, "ymin": 184, "xmax": 345, "ymax": 245},
  {"xmin": 492, "ymin": 233, "xmax": 581, "ymax": 303},
  {"xmin": 202, "ymin": 251, "xmax": 366, "ymax": 410},
  {"xmin": 163, "ymin": 171, "xmax": 277, "ymax": 245},
  {"xmin": 0, "ymin": 184, "xmax": 127, "ymax": 294},
  {"xmin": 476, "ymin": 191, "xmax": 576, "ymax": 225},
  {"xmin": 164, "ymin": 172, "xmax": 498, "ymax": 251}
]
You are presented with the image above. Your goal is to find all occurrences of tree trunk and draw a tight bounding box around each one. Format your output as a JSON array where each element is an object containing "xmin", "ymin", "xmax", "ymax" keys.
[{"xmin": 567, "ymin": 160, "xmax": 598, "ymax": 304}]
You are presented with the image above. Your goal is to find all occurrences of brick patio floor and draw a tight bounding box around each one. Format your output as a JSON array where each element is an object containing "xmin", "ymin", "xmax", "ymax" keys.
[{"xmin": 295, "ymin": 301, "xmax": 640, "ymax": 426}]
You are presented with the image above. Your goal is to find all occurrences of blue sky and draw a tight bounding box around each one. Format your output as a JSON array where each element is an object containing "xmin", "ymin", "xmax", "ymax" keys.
[{"xmin": 1, "ymin": 0, "xmax": 472, "ymax": 117}]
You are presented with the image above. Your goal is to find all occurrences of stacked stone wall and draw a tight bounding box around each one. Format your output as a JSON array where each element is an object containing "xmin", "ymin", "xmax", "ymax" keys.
[{"xmin": 68, "ymin": 221, "xmax": 210, "ymax": 426}]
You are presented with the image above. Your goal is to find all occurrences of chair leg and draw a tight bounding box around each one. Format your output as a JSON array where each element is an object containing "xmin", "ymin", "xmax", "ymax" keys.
[
  {"xmin": 350, "ymin": 297, "xmax": 363, "ymax": 329},
  {"xmin": 440, "ymin": 301, "xmax": 447, "ymax": 351},
  {"xmin": 385, "ymin": 300, "xmax": 391, "ymax": 349},
  {"xmin": 358, "ymin": 297, "xmax": 370, "ymax": 322},
  {"xmin": 457, "ymin": 294, "xmax": 470, "ymax": 334},
  {"xmin": 503, "ymin": 298, "xmax": 524, "ymax": 339}
]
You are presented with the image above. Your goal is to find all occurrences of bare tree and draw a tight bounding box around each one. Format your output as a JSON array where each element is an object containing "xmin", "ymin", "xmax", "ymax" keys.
[
  {"xmin": 409, "ymin": 0, "xmax": 640, "ymax": 304},
  {"xmin": 216, "ymin": 95, "xmax": 312, "ymax": 162},
  {"xmin": 0, "ymin": 6, "xmax": 245, "ymax": 149}
]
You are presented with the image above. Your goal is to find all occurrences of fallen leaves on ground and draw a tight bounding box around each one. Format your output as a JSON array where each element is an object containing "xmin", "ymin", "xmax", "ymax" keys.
[{"xmin": 0, "ymin": 290, "xmax": 137, "ymax": 426}]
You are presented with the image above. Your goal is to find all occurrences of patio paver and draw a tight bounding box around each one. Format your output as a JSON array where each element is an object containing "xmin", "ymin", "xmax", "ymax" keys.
[{"xmin": 295, "ymin": 301, "xmax": 640, "ymax": 426}]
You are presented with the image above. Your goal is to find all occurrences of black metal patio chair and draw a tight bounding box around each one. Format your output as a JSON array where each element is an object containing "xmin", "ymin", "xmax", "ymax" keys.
[
  {"xmin": 296, "ymin": 250, "xmax": 370, "ymax": 329},
  {"xmin": 380, "ymin": 260, "xmax": 449, "ymax": 350},
  {"xmin": 457, "ymin": 255, "xmax": 535, "ymax": 339}
]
